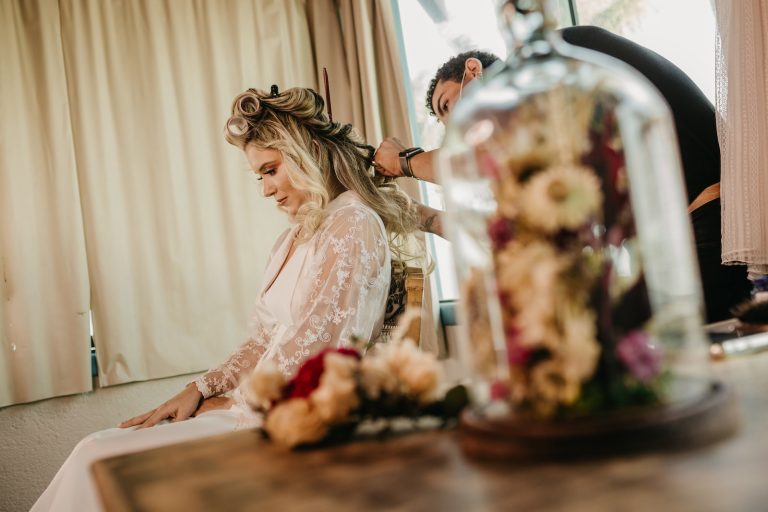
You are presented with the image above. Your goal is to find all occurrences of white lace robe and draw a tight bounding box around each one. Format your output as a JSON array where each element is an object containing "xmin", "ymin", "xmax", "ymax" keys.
[
  {"xmin": 195, "ymin": 190, "xmax": 390, "ymax": 397},
  {"xmin": 32, "ymin": 191, "xmax": 391, "ymax": 512}
]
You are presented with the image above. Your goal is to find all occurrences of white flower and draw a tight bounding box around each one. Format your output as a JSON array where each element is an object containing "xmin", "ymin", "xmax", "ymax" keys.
[
  {"xmin": 372, "ymin": 339, "xmax": 443, "ymax": 404},
  {"xmin": 558, "ymin": 305, "xmax": 600, "ymax": 383},
  {"xmin": 264, "ymin": 398, "xmax": 328, "ymax": 448},
  {"xmin": 322, "ymin": 352, "xmax": 358, "ymax": 380},
  {"xmin": 527, "ymin": 306, "xmax": 600, "ymax": 413},
  {"xmin": 239, "ymin": 361, "xmax": 286, "ymax": 410},
  {"xmin": 496, "ymin": 241, "xmax": 563, "ymax": 348},
  {"xmin": 359, "ymin": 354, "xmax": 398, "ymax": 400},
  {"xmin": 497, "ymin": 241, "xmax": 561, "ymax": 296},
  {"xmin": 399, "ymin": 350, "xmax": 443, "ymax": 404},
  {"xmin": 493, "ymin": 177, "xmax": 521, "ymax": 219},
  {"xmin": 519, "ymin": 164, "xmax": 602, "ymax": 233},
  {"xmin": 310, "ymin": 353, "xmax": 360, "ymax": 423}
]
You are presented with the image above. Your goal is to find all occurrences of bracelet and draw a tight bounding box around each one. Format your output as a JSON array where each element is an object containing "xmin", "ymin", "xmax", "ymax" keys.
[{"xmin": 398, "ymin": 147, "xmax": 424, "ymax": 179}]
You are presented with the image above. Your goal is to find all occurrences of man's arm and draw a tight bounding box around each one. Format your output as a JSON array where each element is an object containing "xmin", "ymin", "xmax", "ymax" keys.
[{"xmin": 416, "ymin": 202, "xmax": 444, "ymax": 239}]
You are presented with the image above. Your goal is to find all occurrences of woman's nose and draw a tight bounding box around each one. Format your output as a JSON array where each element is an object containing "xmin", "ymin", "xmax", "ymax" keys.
[{"xmin": 262, "ymin": 178, "xmax": 276, "ymax": 197}]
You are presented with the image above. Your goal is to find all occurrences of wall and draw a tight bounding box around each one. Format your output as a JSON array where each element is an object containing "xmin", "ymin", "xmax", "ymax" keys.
[{"xmin": 0, "ymin": 373, "xmax": 199, "ymax": 512}]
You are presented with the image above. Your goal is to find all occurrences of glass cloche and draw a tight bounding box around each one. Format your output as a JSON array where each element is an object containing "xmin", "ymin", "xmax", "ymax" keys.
[{"xmin": 439, "ymin": 0, "xmax": 710, "ymax": 421}]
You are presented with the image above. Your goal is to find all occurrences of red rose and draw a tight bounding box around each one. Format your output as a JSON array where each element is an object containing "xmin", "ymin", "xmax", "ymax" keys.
[{"xmin": 283, "ymin": 348, "xmax": 361, "ymax": 399}]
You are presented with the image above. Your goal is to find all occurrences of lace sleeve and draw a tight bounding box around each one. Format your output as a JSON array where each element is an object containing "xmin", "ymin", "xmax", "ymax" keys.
[
  {"xmin": 271, "ymin": 204, "xmax": 391, "ymax": 376},
  {"xmin": 193, "ymin": 228, "xmax": 292, "ymax": 399},
  {"xmin": 194, "ymin": 205, "xmax": 390, "ymax": 397}
]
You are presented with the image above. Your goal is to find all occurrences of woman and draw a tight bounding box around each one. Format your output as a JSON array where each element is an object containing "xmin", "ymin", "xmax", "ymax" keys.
[{"xmin": 32, "ymin": 86, "xmax": 419, "ymax": 511}]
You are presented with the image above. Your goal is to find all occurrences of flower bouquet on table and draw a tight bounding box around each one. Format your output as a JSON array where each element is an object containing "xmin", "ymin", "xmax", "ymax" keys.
[
  {"xmin": 240, "ymin": 310, "xmax": 468, "ymax": 449},
  {"xmin": 476, "ymin": 92, "xmax": 666, "ymax": 419}
]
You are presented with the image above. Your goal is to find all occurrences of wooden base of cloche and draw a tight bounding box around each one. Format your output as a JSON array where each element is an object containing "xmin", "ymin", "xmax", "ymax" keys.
[{"xmin": 459, "ymin": 381, "xmax": 739, "ymax": 461}]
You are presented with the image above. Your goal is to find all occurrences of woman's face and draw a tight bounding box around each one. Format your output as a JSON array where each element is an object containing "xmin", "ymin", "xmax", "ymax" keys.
[{"xmin": 245, "ymin": 145, "xmax": 309, "ymax": 218}]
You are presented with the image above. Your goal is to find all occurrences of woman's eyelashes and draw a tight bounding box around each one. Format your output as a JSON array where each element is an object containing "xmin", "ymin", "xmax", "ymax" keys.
[{"xmin": 256, "ymin": 169, "xmax": 276, "ymax": 181}]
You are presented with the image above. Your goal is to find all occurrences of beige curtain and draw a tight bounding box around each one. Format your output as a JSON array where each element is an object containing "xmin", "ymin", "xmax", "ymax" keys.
[
  {"xmin": 58, "ymin": 0, "xmax": 313, "ymax": 386},
  {"xmin": 306, "ymin": 0, "xmax": 440, "ymax": 354},
  {"xmin": 2, "ymin": 0, "xmax": 438, "ymax": 404},
  {"xmin": 0, "ymin": 0, "xmax": 92, "ymax": 406},
  {"xmin": 714, "ymin": 0, "xmax": 768, "ymax": 275},
  {"xmin": 306, "ymin": 0, "xmax": 410, "ymax": 142}
]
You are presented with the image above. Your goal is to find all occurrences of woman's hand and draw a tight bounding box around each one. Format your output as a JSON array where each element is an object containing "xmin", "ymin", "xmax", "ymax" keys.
[
  {"xmin": 193, "ymin": 396, "xmax": 234, "ymax": 417},
  {"xmin": 373, "ymin": 137, "xmax": 406, "ymax": 177},
  {"xmin": 119, "ymin": 383, "xmax": 203, "ymax": 429}
]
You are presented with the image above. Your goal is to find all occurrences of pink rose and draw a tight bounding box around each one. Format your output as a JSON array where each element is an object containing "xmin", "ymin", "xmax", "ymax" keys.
[{"xmin": 616, "ymin": 330, "xmax": 663, "ymax": 383}]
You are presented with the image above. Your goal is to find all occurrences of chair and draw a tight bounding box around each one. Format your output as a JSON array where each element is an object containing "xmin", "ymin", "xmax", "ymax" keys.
[{"xmin": 380, "ymin": 260, "xmax": 425, "ymax": 345}]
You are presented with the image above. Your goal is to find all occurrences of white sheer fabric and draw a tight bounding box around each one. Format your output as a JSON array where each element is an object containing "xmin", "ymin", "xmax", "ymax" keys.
[
  {"xmin": 714, "ymin": 0, "xmax": 768, "ymax": 275},
  {"xmin": 194, "ymin": 191, "xmax": 390, "ymax": 397},
  {"xmin": 31, "ymin": 191, "xmax": 390, "ymax": 511}
]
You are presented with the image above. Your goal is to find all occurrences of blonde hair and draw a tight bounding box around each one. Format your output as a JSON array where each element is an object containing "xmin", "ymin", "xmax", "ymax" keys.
[{"xmin": 224, "ymin": 86, "xmax": 420, "ymax": 263}]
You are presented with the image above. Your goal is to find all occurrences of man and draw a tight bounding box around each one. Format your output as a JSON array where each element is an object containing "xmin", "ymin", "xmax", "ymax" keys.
[{"xmin": 374, "ymin": 25, "xmax": 750, "ymax": 322}]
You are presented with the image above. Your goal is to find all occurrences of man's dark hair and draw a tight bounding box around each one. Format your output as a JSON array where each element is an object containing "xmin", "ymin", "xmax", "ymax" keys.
[{"xmin": 425, "ymin": 50, "xmax": 501, "ymax": 117}]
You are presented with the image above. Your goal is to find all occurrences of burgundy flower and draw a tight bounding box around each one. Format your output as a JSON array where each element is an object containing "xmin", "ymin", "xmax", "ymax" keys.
[
  {"xmin": 616, "ymin": 330, "xmax": 663, "ymax": 384},
  {"xmin": 505, "ymin": 325, "xmax": 531, "ymax": 367},
  {"xmin": 583, "ymin": 112, "xmax": 628, "ymax": 230},
  {"xmin": 488, "ymin": 217, "xmax": 515, "ymax": 249},
  {"xmin": 283, "ymin": 348, "xmax": 360, "ymax": 399}
]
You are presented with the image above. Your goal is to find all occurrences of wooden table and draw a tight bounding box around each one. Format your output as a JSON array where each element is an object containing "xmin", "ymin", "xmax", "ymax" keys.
[{"xmin": 93, "ymin": 353, "xmax": 768, "ymax": 512}]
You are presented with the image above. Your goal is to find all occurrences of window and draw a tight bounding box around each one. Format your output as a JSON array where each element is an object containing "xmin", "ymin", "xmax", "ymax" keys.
[
  {"xmin": 393, "ymin": 0, "xmax": 716, "ymax": 301},
  {"xmin": 571, "ymin": 0, "xmax": 716, "ymax": 101},
  {"xmin": 393, "ymin": 0, "xmax": 507, "ymax": 301}
]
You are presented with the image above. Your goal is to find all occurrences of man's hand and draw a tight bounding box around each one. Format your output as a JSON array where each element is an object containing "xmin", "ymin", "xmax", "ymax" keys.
[
  {"xmin": 373, "ymin": 137, "xmax": 407, "ymax": 177},
  {"xmin": 119, "ymin": 383, "xmax": 203, "ymax": 429}
]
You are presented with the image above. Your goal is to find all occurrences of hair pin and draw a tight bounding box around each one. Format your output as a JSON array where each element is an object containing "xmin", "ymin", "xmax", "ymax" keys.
[
  {"xmin": 270, "ymin": 84, "xmax": 279, "ymax": 97},
  {"xmin": 323, "ymin": 67, "xmax": 333, "ymax": 123}
]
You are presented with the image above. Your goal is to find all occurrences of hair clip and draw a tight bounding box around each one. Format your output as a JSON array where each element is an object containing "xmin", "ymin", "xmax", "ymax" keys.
[
  {"xmin": 270, "ymin": 84, "xmax": 279, "ymax": 97},
  {"xmin": 322, "ymin": 67, "xmax": 333, "ymax": 122}
]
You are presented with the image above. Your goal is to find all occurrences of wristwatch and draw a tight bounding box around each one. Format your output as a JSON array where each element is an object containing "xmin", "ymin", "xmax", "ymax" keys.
[{"xmin": 398, "ymin": 147, "xmax": 425, "ymax": 179}]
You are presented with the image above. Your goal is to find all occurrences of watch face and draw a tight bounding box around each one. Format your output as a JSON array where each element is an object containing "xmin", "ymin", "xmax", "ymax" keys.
[{"xmin": 401, "ymin": 148, "xmax": 422, "ymax": 158}]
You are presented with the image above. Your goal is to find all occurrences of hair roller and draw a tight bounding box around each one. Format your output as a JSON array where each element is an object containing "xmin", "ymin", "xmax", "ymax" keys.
[
  {"xmin": 236, "ymin": 92, "xmax": 261, "ymax": 117},
  {"xmin": 225, "ymin": 116, "xmax": 249, "ymax": 137}
]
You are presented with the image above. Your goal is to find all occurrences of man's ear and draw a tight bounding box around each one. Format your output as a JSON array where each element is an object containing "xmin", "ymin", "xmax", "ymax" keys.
[{"xmin": 464, "ymin": 57, "xmax": 484, "ymax": 78}]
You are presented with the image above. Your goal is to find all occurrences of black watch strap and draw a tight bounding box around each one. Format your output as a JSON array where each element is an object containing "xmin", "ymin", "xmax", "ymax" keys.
[{"xmin": 398, "ymin": 147, "xmax": 424, "ymax": 178}]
